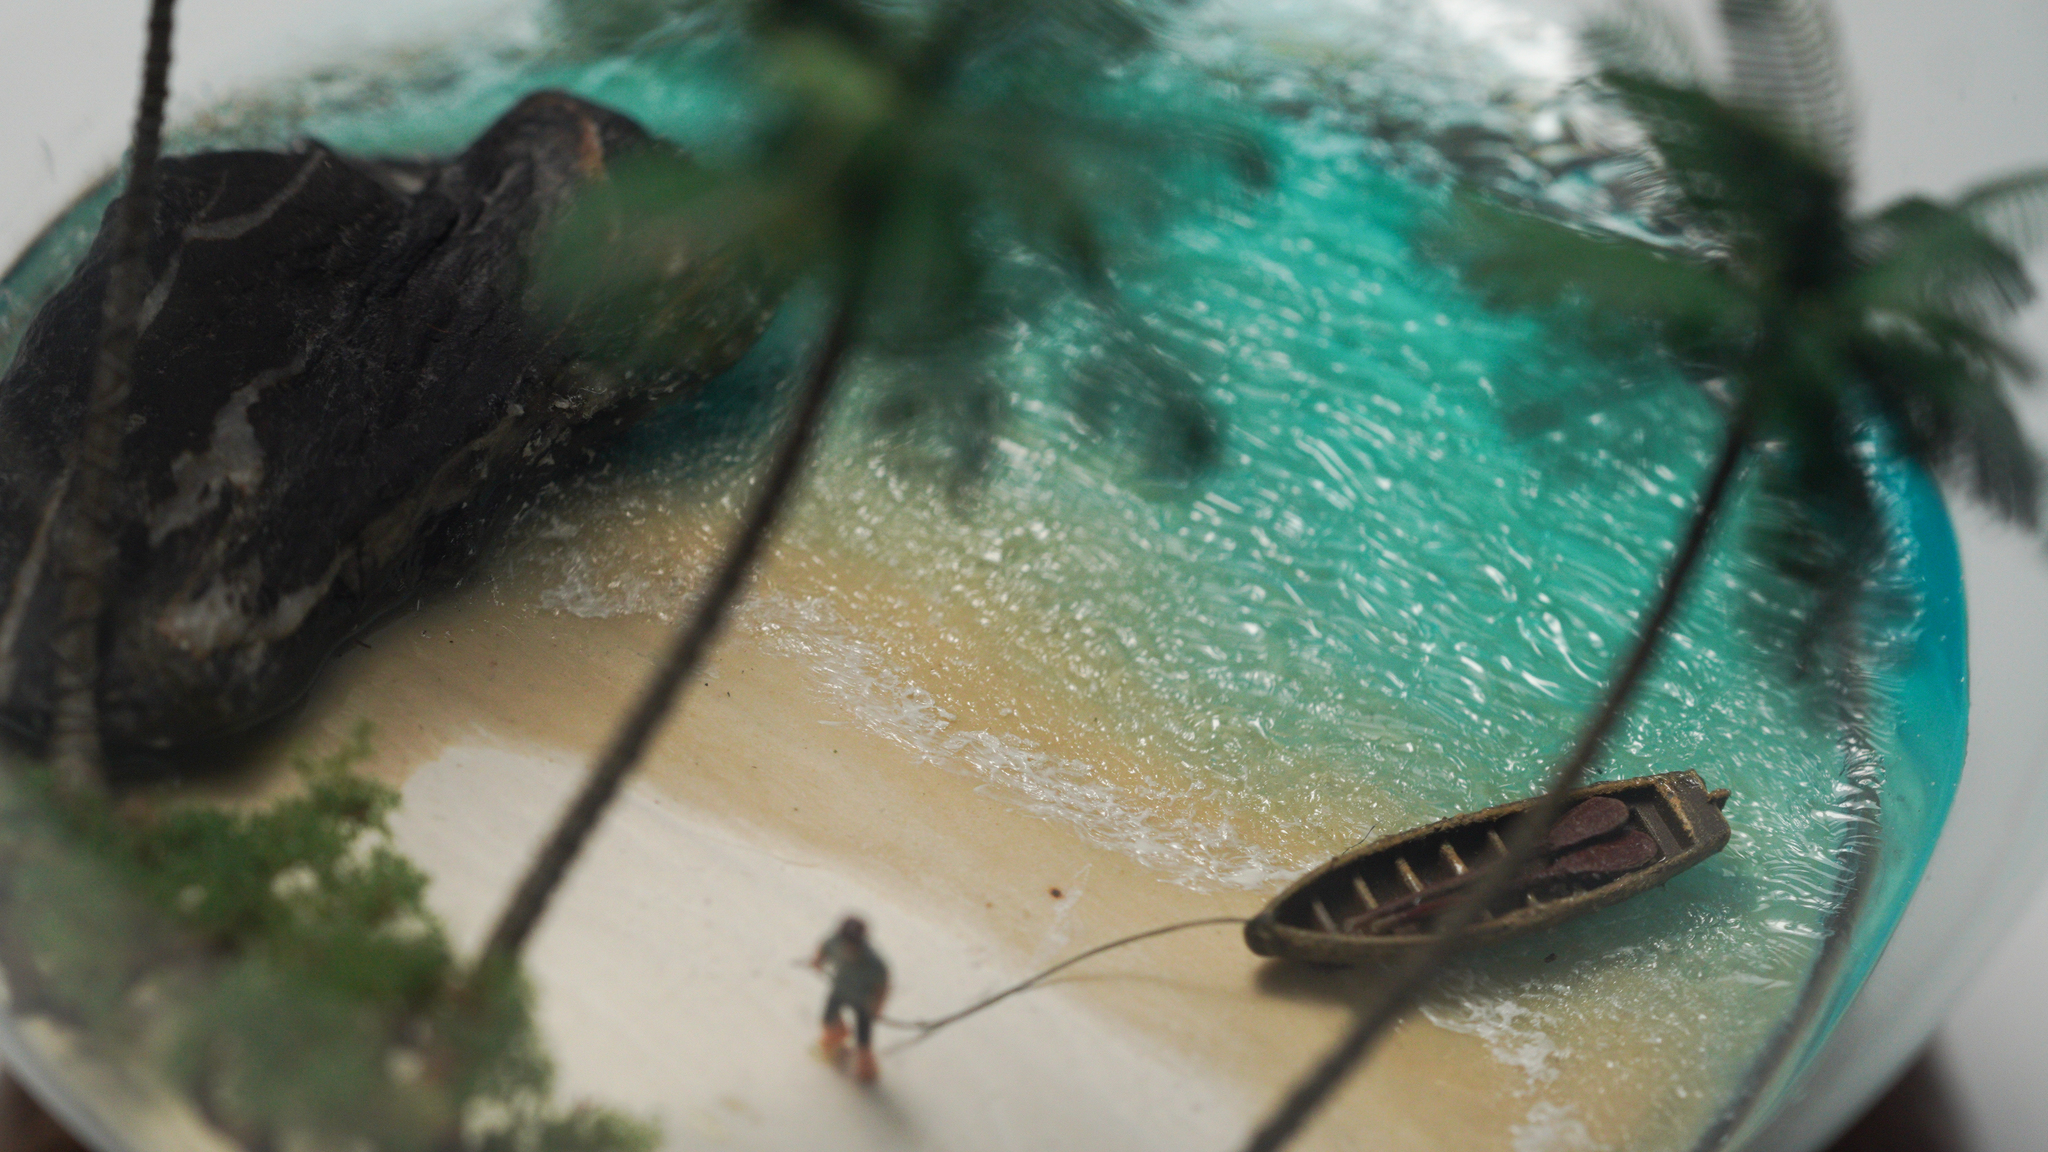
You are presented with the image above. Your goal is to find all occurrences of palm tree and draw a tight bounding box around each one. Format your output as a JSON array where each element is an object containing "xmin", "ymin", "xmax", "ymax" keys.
[
  {"xmin": 45, "ymin": 0, "xmax": 181, "ymax": 796},
  {"xmin": 479, "ymin": 0, "xmax": 1256, "ymax": 966},
  {"xmin": 1243, "ymin": 1, "xmax": 2048, "ymax": 1148}
]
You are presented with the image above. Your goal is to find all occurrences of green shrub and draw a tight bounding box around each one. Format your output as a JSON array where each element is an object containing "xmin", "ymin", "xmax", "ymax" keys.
[{"xmin": 0, "ymin": 728, "xmax": 656, "ymax": 1152}]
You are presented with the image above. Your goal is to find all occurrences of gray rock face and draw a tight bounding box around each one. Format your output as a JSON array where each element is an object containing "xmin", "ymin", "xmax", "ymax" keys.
[{"xmin": 0, "ymin": 91, "xmax": 776, "ymax": 758}]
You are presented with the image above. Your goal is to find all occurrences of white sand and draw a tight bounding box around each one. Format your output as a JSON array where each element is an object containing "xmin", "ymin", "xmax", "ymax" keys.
[
  {"xmin": 0, "ymin": 556, "xmax": 1720, "ymax": 1152},
  {"xmin": 390, "ymin": 744, "xmax": 1248, "ymax": 1152},
  {"xmin": 207, "ymin": 501, "xmax": 1721, "ymax": 1152},
  {"xmin": 0, "ymin": 485, "xmax": 1731, "ymax": 1152}
]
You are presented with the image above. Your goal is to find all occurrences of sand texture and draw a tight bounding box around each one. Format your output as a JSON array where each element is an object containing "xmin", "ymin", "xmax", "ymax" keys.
[
  {"xmin": 186, "ymin": 511, "xmax": 1724, "ymax": 1152},
  {"xmin": 0, "ymin": 485, "xmax": 1739, "ymax": 1152}
]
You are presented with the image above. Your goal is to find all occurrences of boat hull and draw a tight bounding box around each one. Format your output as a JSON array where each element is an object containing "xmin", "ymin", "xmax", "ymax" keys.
[{"xmin": 1244, "ymin": 771, "xmax": 1731, "ymax": 964}]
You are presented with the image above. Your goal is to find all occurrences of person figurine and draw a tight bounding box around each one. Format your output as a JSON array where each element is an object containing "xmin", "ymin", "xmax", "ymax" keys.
[{"xmin": 812, "ymin": 915, "xmax": 890, "ymax": 1083}]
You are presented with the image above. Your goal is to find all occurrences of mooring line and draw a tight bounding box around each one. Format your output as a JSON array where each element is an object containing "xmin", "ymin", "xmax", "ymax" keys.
[{"xmin": 874, "ymin": 916, "xmax": 1248, "ymax": 1053}]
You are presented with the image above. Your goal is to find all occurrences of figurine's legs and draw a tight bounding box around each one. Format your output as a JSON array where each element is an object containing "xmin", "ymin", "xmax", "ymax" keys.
[
  {"xmin": 851, "ymin": 1007, "xmax": 878, "ymax": 1084},
  {"xmin": 820, "ymin": 995, "xmax": 852, "ymax": 1058}
]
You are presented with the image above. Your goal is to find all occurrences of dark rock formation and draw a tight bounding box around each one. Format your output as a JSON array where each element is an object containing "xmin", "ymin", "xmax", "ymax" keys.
[{"xmin": 0, "ymin": 91, "xmax": 777, "ymax": 757}]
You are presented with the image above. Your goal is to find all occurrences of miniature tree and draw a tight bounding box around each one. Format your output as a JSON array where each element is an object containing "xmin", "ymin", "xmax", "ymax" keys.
[
  {"xmin": 1244, "ymin": 1, "xmax": 2048, "ymax": 1148},
  {"xmin": 45, "ymin": 0, "xmax": 179, "ymax": 795},
  {"xmin": 481, "ymin": 0, "xmax": 1258, "ymax": 966}
]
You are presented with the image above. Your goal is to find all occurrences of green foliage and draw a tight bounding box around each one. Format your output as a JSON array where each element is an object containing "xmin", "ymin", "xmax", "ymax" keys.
[
  {"xmin": 0, "ymin": 730, "xmax": 655, "ymax": 1152},
  {"xmin": 474, "ymin": 1104, "xmax": 664, "ymax": 1152},
  {"xmin": 533, "ymin": 0, "xmax": 1265, "ymax": 484},
  {"xmin": 1442, "ymin": 0, "xmax": 2048, "ymax": 669}
]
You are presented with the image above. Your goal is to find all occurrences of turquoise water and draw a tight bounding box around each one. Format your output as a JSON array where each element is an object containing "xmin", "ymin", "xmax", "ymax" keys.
[{"xmin": 0, "ymin": 2, "xmax": 1968, "ymax": 1146}]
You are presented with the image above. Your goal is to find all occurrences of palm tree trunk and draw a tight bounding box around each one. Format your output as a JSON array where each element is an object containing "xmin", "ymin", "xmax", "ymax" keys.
[
  {"xmin": 1240, "ymin": 400, "xmax": 1755, "ymax": 1152},
  {"xmin": 47, "ymin": 0, "xmax": 180, "ymax": 795},
  {"xmin": 478, "ymin": 295, "xmax": 858, "ymax": 967},
  {"xmin": 1685, "ymin": 610, "xmax": 1884, "ymax": 1152}
]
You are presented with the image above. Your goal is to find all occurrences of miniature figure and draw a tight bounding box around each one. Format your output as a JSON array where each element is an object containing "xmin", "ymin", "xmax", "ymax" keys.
[{"xmin": 812, "ymin": 916, "xmax": 890, "ymax": 1084}]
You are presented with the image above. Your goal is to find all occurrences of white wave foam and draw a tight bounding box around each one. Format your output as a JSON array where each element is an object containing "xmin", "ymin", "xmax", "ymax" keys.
[
  {"xmin": 1512, "ymin": 1101, "xmax": 1609, "ymax": 1152},
  {"xmin": 1423, "ymin": 990, "xmax": 1570, "ymax": 1090},
  {"xmin": 749, "ymin": 595, "xmax": 1296, "ymax": 891}
]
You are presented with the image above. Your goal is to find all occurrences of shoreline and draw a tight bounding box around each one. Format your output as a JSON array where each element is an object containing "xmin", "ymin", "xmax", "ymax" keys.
[
  {"xmin": 387, "ymin": 742, "xmax": 1252, "ymax": 1152},
  {"xmin": 227, "ymin": 525, "xmax": 1731, "ymax": 1152}
]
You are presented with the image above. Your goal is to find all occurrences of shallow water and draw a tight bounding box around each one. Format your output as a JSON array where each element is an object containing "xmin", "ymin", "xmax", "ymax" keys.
[{"xmin": 0, "ymin": 1, "xmax": 1967, "ymax": 1146}]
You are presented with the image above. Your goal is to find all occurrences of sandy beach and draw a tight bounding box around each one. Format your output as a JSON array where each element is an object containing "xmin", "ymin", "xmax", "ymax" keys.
[
  {"xmin": 155, "ymin": 475, "xmax": 1738, "ymax": 1152},
  {"xmin": 390, "ymin": 743, "xmax": 1246, "ymax": 1152}
]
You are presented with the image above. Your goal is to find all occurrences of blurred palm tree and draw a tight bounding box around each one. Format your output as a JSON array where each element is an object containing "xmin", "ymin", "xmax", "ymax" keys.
[
  {"xmin": 45, "ymin": 0, "xmax": 180, "ymax": 797},
  {"xmin": 482, "ymin": 0, "xmax": 1262, "ymax": 965},
  {"xmin": 1244, "ymin": 1, "xmax": 2048, "ymax": 1148}
]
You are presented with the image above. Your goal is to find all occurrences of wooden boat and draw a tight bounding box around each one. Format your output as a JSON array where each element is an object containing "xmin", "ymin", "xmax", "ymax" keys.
[{"xmin": 1243, "ymin": 771, "xmax": 1731, "ymax": 963}]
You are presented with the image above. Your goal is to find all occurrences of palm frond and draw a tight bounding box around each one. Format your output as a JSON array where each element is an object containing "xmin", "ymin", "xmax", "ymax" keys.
[
  {"xmin": 1867, "ymin": 304, "xmax": 2036, "ymax": 383},
  {"xmin": 1445, "ymin": 193, "xmax": 1751, "ymax": 332},
  {"xmin": 855, "ymin": 171, "xmax": 1011, "ymax": 352},
  {"xmin": 1717, "ymin": 0, "xmax": 1855, "ymax": 176},
  {"xmin": 1581, "ymin": 0, "xmax": 1704, "ymax": 86},
  {"xmin": 494, "ymin": 0, "xmax": 1253, "ymax": 980},
  {"xmin": 919, "ymin": 0, "xmax": 1168, "ymax": 79},
  {"xmin": 965, "ymin": 112, "xmax": 1155, "ymax": 251},
  {"xmin": 1599, "ymin": 70, "xmax": 1842, "ymax": 251},
  {"xmin": 1748, "ymin": 420, "xmax": 1886, "ymax": 678},
  {"xmin": 1850, "ymin": 320, "xmax": 2040, "ymax": 525},
  {"xmin": 984, "ymin": 146, "xmax": 1115, "ymax": 290},
  {"xmin": 1957, "ymin": 167, "xmax": 2048, "ymax": 257},
  {"xmin": 1948, "ymin": 382, "xmax": 2043, "ymax": 527},
  {"xmin": 970, "ymin": 78, "xmax": 1271, "ymax": 190},
  {"xmin": 752, "ymin": 0, "xmax": 894, "ymax": 56},
  {"xmin": 1853, "ymin": 197, "xmax": 2036, "ymax": 320},
  {"xmin": 868, "ymin": 364, "xmax": 1008, "ymax": 501},
  {"xmin": 1070, "ymin": 321, "xmax": 1222, "ymax": 480},
  {"xmin": 530, "ymin": 152, "xmax": 793, "ymax": 370}
]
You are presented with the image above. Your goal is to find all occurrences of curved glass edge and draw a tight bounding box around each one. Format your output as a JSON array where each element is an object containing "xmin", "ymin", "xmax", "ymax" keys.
[
  {"xmin": 1716, "ymin": 457, "xmax": 1968, "ymax": 1150},
  {"xmin": 1814, "ymin": 456, "xmax": 1970, "ymax": 1063},
  {"xmin": 1744, "ymin": 468, "xmax": 2048, "ymax": 1148},
  {"xmin": 0, "ymin": 1016, "xmax": 147, "ymax": 1152}
]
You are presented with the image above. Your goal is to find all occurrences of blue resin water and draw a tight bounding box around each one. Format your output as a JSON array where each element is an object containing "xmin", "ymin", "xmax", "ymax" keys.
[{"xmin": 0, "ymin": 2, "xmax": 1967, "ymax": 1146}]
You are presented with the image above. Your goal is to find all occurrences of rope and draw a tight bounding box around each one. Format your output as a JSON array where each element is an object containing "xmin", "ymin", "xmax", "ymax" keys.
[{"xmin": 873, "ymin": 916, "xmax": 1246, "ymax": 1053}]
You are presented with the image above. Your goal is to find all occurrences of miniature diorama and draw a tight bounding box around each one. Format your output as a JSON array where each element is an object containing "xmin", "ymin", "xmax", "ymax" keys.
[{"xmin": 0, "ymin": 0, "xmax": 2042, "ymax": 1150}]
